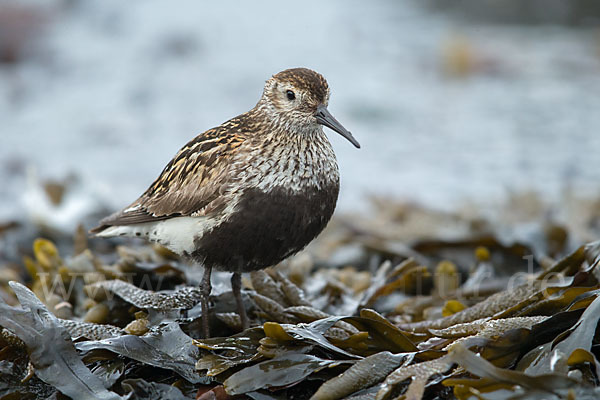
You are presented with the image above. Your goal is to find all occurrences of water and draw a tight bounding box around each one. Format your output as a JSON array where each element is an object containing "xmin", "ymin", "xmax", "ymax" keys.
[{"xmin": 2, "ymin": 0, "xmax": 600, "ymax": 225}]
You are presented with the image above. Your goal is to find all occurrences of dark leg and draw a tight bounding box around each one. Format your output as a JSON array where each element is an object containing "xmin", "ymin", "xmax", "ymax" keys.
[
  {"xmin": 231, "ymin": 272, "xmax": 249, "ymax": 330},
  {"xmin": 200, "ymin": 265, "xmax": 213, "ymax": 338}
]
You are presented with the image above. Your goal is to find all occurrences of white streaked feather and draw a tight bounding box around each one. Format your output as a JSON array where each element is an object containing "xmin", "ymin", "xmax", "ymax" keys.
[{"xmin": 122, "ymin": 204, "xmax": 142, "ymax": 213}]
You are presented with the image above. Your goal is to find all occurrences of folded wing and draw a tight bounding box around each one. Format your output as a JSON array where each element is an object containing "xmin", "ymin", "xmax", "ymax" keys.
[{"xmin": 90, "ymin": 119, "xmax": 247, "ymax": 234}]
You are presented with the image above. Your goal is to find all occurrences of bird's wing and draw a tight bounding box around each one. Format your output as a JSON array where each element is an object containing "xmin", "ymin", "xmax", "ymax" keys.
[{"xmin": 90, "ymin": 118, "xmax": 247, "ymax": 233}]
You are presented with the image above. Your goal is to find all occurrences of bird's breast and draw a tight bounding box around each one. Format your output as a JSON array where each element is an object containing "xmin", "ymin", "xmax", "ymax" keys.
[{"xmin": 244, "ymin": 133, "xmax": 340, "ymax": 194}]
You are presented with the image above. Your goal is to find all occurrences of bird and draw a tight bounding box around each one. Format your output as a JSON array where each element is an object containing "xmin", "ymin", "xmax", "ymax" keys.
[{"xmin": 91, "ymin": 67, "xmax": 360, "ymax": 337}]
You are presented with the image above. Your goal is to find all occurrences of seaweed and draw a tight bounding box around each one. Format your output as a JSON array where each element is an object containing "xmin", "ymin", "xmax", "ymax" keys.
[
  {"xmin": 121, "ymin": 378, "xmax": 189, "ymax": 400},
  {"xmin": 2, "ymin": 195, "xmax": 600, "ymax": 398},
  {"xmin": 0, "ymin": 282, "xmax": 122, "ymax": 400},
  {"xmin": 224, "ymin": 353, "xmax": 351, "ymax": 395},
  {"xmin": 76, "ymin": 322, "xmax": 205, "ymax": 384}
]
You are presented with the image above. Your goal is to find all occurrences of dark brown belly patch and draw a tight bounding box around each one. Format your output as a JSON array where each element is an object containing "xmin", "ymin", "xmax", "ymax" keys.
[{"xmin": 190, "ymin": 185, "xmax": 338, "ymax": 272}]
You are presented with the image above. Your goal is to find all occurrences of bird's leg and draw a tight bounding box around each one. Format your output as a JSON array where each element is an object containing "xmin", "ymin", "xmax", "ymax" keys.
[
  {"xmin": 231, "ymin": 272, "xmax": 249, "ymax": 330},
  {"xmin": 199, "ymin": 264, "xmax": 213, "ymax": 338}
]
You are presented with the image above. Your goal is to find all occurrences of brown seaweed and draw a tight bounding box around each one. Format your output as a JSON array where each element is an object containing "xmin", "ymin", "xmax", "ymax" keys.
[
  {"xmin": 0, "ymin": 282, "xmax": 122, "ymax": 399},
  {"xmin": 76, "ymin": 322, "xmax": 204, "ymax": 384},
  {"xmin": 224, "ymin": 353, "xmax": 351, "ymax": 395},
  {"xmin": 3, "ymin": 193, "xmax": 600, "ymax": 399}
]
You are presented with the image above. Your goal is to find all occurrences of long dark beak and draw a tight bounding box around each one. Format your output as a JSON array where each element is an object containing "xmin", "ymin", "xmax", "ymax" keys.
[{"xmin": 315, "ymin": 105, "xmax": 360, "ymax": 149}]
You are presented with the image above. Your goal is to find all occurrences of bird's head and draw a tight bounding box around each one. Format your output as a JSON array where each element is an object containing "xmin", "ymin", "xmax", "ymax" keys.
[{"xmin": 259, "ymin": 67, "xmax": 360, "ymax": 148}]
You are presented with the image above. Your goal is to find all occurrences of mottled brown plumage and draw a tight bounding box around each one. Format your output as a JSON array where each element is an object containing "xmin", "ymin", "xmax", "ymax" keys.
[
  {"xmin": 92, "ymin": 67, "xmax": 359, "ymax": 337},
  {"xmin": 91, "ymin": 120, "xmax": 246, "ymax": 228}
]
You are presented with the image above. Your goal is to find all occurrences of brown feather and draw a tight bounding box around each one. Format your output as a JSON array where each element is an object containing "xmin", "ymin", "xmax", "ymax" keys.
[{"xmin": 91, "ymin": 115, "xmax": 250, "ymax": 233}]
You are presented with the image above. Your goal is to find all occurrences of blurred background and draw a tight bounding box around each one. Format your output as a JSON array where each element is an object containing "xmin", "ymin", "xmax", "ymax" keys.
[
  {"xmin": 2, "ymin": 3, "xmax": 600, "ymax": 395},
  {"xmin": 1, "ymin": 0, "xmax": 600, "ymax": 237}
]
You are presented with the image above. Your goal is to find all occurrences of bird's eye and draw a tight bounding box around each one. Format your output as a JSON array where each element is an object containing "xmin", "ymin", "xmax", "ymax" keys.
[{"xmin": 286, "ymin": 90, "xmax": 296, "ymax": 101}]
